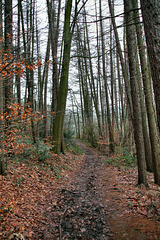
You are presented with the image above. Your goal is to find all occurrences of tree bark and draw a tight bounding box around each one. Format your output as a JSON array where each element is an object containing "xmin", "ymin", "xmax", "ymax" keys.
[
  {"xmin": 4, "ymin": 0, "xmax": 13, "ymax": 116},
  {"xmin": 124, "ymin": 0, "xmax": 148, "ymax": 187},
  {"xmin": 140, "ymin": 0, "xmax": 160, "ymax": 135},
  {"xmin": 52, "ymin": 0, "xmax": 73, "ymax": 154},
  {"xmin": 16, "ymin": 0, "xmax": 21, "ymax": 112},
  {"xmin": 0, "ymin": 0, "xmax": 5, "ymax": 175},
  {"xmin": 108, "ymin": 0, "xmax": 133, "ymax": 119},
  {"xmin": 139, "ymin": 0, "xmax": 160, "ymax": 184},
  {"xmin": 99, "ymin": 0, "xmax": 115, "ymax": 153}
]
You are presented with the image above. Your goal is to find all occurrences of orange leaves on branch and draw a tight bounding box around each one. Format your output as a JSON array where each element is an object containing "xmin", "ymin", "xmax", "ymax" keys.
[
  {"xmin": 0, "ymin": 52, "xmax": 25, "ymax": 79},
  {"xmin": 36, "ymin": 59, "xmax": 42, "ymax": 67},
  {"xmin": 7, "ymin": 33, "xmax": 12, "ymax": 39},
  {"xmin": 26, "ymin": 64, "xmax": 35, "ymax": 70},
  {"xmin": 49, "ymin": 111, "xmax": 55, "ymax": 114},
  {"xmin": 0, "ymin": 102, "xmax": 48, "ymax": 157},
  {"xmin": 2, "ymin": 70, "xmax": 7, "ymax": 77}
]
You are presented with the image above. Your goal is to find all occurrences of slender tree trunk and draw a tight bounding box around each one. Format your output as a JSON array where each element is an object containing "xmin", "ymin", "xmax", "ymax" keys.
[
  {"xmin": 81, "ymin": 11, "xmax": 102, "ymax": 138},
  {"xmin": 124, "ymin": 0, "xmax": 148, "ymax": 187},
  {"xmin": 140, "ymin": 0, "xmax": 160, "ymax": 135},
  {"xmin": 116, "ymin": 52, "xmax": 125, "ymax": 137},
  {"xmin": 110, "ymin": 24, "xmax": 115, "ymax": 127},
  {"xmin": 16, "ymin": 0, "xmax": 21, "ymax": 111},
  {"xmin": 95, "ymin": 0, "xmax": 105, "ymax": 132},
  {"xmin": 19, "ymin": 0, "xmax": 30, "ymax": 107},
  {"xmin": 46, "ymin": 0, "xmax": 59, "ymax": 114},
  {"xmin": 4, "ymin": 0, "xmax": 13, "ymax": 116},
  {"xmin": 44, "ymin": 55, "xmax": 50, "ymax": 141},
  {"xmin": 108, "ymin": 0, "xmax": 133, "ymax": 119},
  {"xmin": 99, "ymin": 0, "xmax": 115, "ymax": 152},
  {"xmin": 29, "ymin": 0, "xmax": 36, "ymax": 143},
  {"xmin": 135, "ymin": 48, "xmax": 153, "ymax": 172},
  {"xmin": 0, "ymin": 0, "xmax": 5, "ymax": 175},
  {"xmin": 136, "ymin": 0, "xmax": 160, "ymax": 184}
]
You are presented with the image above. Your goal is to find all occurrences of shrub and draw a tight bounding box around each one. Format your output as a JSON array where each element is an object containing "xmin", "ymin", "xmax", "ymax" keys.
[{"xmin": 104, "ymin": 146, "xmax": 137, "ymax": 168}]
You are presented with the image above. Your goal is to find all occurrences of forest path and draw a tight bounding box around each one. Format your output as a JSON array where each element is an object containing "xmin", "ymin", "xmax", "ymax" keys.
[
  {"xmin": 1, "ymin": 140, "xmax": 160, "ymax": 239},
  {"xmin": 51, "ymin": 141, "xmax": 160, "ymax": 240},
  {"xmin": 54, "ymin": 141, "xmax": 114, "ymax": 239}
]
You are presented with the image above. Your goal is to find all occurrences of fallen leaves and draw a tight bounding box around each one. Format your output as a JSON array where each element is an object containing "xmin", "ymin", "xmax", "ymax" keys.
[
  {"xmin": 101, "ymin": 163, "xmax": 160, "ymax": 239},
  {"xmin": 1, "ymin": 143, "xmax": 160, "ymax": 239},
  {"xmin": 0, "ymin": 152, "xmax": 83, "ymax": 240}
]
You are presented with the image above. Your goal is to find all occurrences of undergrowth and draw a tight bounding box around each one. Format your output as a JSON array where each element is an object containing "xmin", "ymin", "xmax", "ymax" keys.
[
  {"xmin": 3, "ymin": 135, "xmax": 83, "ymax": 180},
  {"xmin": 9, "ymin": 139, "xmax": 74, "ymax": 179},
  {"xmin": 77, "ymin": 138, "xmax": 92, "ymax": 147},
  {"xmin": 104, "ymin": 146, "xmax": 137, "ymax": 169},
  {"xmin": 65, "ymin": 138, "xmax": 83, "ymax": 155}
]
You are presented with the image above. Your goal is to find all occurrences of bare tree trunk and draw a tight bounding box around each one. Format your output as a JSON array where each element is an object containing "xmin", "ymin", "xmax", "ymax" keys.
[
  {"xmin": 95, "ymin": 0, "xmax": 105, "ymax": 132},
  {"xmin": 140, "ymin": 0, "xmax": 160, "ymax": 136},
  {"xmin": 108, "ymin": 0, "xmax": 133, "ymax": 119},
  {"xmin": 137, "ymin": 0, "xmax": 160, "ymax": 185},
  {"xmin": 0, "ymin": 0, "xmax": 5, "ymax": 175},
  {"xmin": 116, "ymin": 53, "xmax": 125, "ymax": 137},
  {"xmin": 46, "ymin": 0, "xmax": 59, "ymax": 114},
  {"xmin": 44, "ymin": 52, "xmax": 50, "ymax": 141},
  {"xmin": 110, "ymin": 24, "xmax": 115, "ymax": 127},
  {"xmin": 16, "ymin": 0, "xmax": 21, "ymax": 112},
  {"xmin": 4, "ymin": 0, "xmax": 13, "ymax": 117},
  {"xmin": 99, "ymin": 0, "xmax": 115, "ymax": 152},
  {"xmin": 124, "ymin": 0, "xmax": 148, "ymax": 187},
  {"xmin": 135, "ymin": 49, "xmax": 153, "ymax": 172},
  {"xmin": 19, "ymin": 0, "xmax": 29, "ymax": 107},
  {"xmin": 81, "ymin": 10, "xmax": 102, "ymax": 138},
  {"xmin": 52, "ymin": 0, "xmax": 73, "ymax": 154},
  {"xmin": 29, "ymin": 0, "xmax": 36, "ymax": 143}
]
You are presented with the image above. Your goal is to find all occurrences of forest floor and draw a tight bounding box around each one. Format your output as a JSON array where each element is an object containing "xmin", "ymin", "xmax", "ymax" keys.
[{"xmin": 0, "ymin": 140, "xmax": 160, "ymax": 240}]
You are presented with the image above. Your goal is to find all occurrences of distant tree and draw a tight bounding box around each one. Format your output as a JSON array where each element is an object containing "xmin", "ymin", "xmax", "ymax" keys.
[
  {"xmin": 108, "ymin": 0, "xmax": 133, "ymax": 118},
  {"xmin": 16, "ymin": 0, "xmax": 21, "ymax": 110},
  {"xmin": 4, "ymin": 0, "xmax": 13, "ymax": 118},
  {"xmin": 99, "ymin": 0, "xmax": 115, "ymax": 153}
]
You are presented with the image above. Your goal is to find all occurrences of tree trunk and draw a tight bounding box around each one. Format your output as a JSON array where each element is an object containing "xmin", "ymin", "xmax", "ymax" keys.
[
  {"xmin": 133, "ymin": 0, "xmax": 160, "ymax": 182},
  {"xmin": 0, "ymin": 0, "xmax": 5, "ymax": 175},
  {"xmin": 108, "ymin": 0, "xmax": 133, "ymax": 119},
  {"xmin": 124, "ymin": 0, "xmax": 148, "ymax": 187},
  {"xmin": 29, "ymin": 0, "xmax": 36, "ymax": 143},
  {"xmin": 4, "ymin": 0, "xmax": 13, "ymax": 116},
  {"xmin": 52, "ymin": 0, "xmax": 73, "ymax": 154},
  {"xmin": 16, "ymin": 0, "xmax": 21, "ymax": 112},
  {"xmin": 132, "ymin": 0, "xmax": 159, "ymax": 173},
  {"xmin": 99, "ymin": 0, "xmax": 115, "ymax": 153},
  {"xmin": 140, "ymin": 0, "xmax": 160, "ymax": 135}
]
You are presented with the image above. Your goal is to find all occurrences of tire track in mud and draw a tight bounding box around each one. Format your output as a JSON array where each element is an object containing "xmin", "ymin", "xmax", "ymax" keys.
[{"xmin": 57, "ymin": 142, "xmax": 114, "ymax": 240}]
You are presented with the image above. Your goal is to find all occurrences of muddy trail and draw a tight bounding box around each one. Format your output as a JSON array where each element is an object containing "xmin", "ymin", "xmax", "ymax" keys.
[
  {"xmin": 50, "ymin": 142, "xmax": 114, "ymax": 240},
  {"xmin": 1, "ymin": 140, "xmax": 160, "ymax": 239}
]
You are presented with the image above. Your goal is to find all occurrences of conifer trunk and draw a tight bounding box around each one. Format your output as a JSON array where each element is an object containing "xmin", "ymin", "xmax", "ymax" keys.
[{"xmin": 124, "ymin": 0, "xmax": 148, "ymax": 187}]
